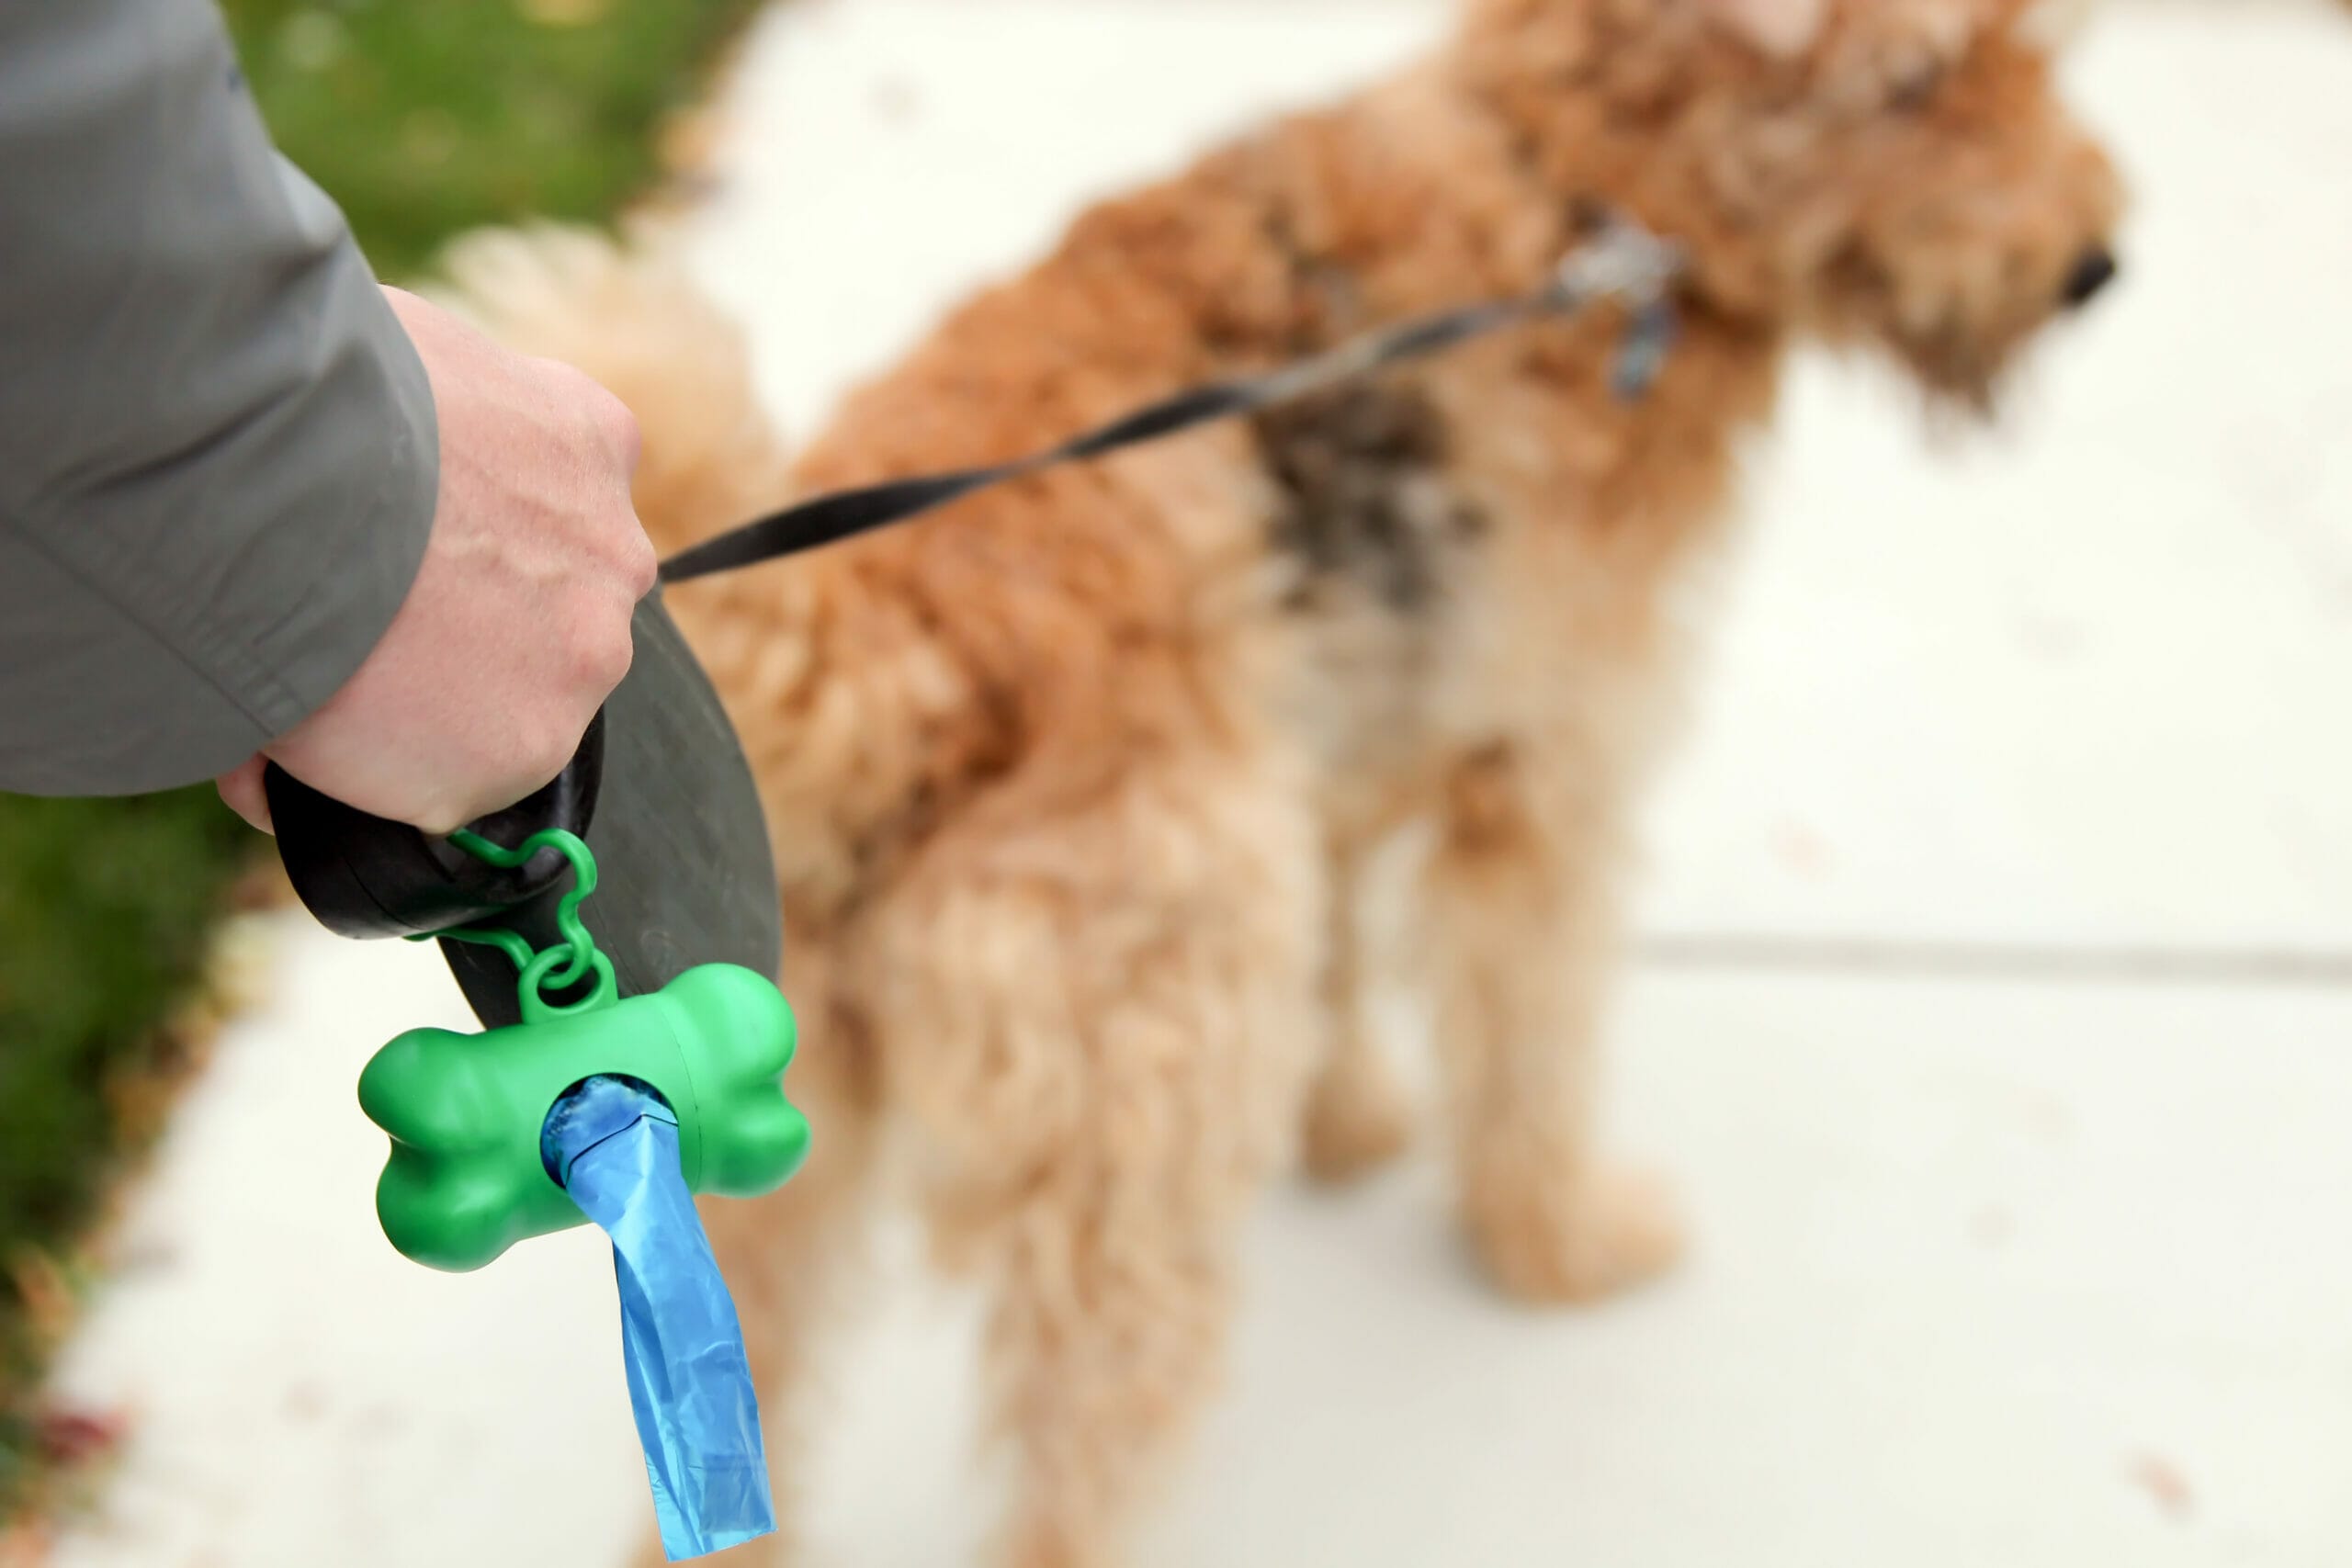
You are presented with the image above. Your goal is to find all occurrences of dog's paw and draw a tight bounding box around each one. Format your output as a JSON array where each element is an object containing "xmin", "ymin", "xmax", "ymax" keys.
[
  {"xmin": 1466, "ymin": 1160, "xmax": 1686, "ymax": 1306},
  {"xmin": 1300, "ymin": 1050, "xmax": 1414, "ymax": 1183}
]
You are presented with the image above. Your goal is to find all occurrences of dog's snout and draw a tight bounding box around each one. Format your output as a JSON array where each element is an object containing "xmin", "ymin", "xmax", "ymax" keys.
[{"xmin": 2061, "ymin": 245, "xmax": 2118, "ymax": 308}]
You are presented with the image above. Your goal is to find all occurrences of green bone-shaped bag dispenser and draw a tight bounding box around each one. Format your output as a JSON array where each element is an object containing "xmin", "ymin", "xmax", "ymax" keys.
[
  {"xmin": 362, "ymin": 960, "xmax": 809, "ymax": 1271},
  {"xmin": 346, "ymin": 827, "xmax": 809, "ymax": 1270}
]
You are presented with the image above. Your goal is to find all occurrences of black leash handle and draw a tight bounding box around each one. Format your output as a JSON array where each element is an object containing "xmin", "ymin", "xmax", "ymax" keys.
[
  {"xmin": 266, "ymin": 711, "xmax": 605, "ymax": 942},
  {"xmin": 660, "ymin": 221, "xmax": 1688, "ymax": 584}
]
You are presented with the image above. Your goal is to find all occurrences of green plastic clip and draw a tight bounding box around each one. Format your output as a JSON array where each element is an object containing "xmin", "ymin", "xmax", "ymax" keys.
[{"xmin": 356, "ymin": 829, "xmax": 808, "ymax": 1272}]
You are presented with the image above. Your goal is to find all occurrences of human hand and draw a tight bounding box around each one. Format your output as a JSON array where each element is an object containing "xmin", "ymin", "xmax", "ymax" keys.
[{"xmin": 216, "ymin": 287, "xmax": 656, "ymax": 835}]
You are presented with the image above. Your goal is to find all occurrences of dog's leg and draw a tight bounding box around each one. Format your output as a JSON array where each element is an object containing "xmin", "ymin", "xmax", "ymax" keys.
[
  {"xmin": 970, "ymin": 1104, "xmax": 1281, "ymax": 1568},
  {"xmin": 875, "ymin": 761, "xmax": 1321, "ymax": 1568},
  {"xmin": 1301, "ymin": 831, "xmax": 1414, "ymax": 1182},
  {"xmin": 1420, "ymin": 741, "xmax": 1683, "ymax": 1305}
]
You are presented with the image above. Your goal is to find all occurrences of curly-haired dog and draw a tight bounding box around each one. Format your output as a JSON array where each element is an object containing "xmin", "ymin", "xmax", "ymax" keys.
[{"xmin": 444, "ymin": 0, "xmax": 2122, "ymax": 1561}]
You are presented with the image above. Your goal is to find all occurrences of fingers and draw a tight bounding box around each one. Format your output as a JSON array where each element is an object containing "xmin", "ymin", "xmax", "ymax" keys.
[
  {"xmin": 215, "ymin": 755, "xmax": 276, "ymax": 834},
  {"xmin": 288, "ymin": 281, "xmax": 654, "ymax": 834}
]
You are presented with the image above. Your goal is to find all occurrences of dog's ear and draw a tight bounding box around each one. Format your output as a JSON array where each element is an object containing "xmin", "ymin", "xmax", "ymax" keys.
[{"xmin": 1697, "ymin": 0, "xmax": 1830, "ymax": 57}]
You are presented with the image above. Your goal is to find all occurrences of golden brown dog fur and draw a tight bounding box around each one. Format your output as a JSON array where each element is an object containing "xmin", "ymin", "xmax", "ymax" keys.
[{"xmin": 442, "ymin": 0, "xmax": 2121, "ymax": 1560}]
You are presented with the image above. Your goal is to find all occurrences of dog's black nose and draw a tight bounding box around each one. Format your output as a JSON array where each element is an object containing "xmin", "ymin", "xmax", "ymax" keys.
[{"xmin": 2062, "ymin": 245, "xmax": 2118, "ymax": 308}]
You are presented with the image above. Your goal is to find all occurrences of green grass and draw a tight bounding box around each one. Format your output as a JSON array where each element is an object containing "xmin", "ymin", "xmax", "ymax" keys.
[
  {"xmin": 222, "ymin": 0, "xmax": 761, "ymax": 280},
  {"xmin": 0, "ymin": 0, "xmax": 760, "ymax": 1520},
  {"xmin": 0, "ymin": 793, "xmax": 252, "ymax": 1511}
]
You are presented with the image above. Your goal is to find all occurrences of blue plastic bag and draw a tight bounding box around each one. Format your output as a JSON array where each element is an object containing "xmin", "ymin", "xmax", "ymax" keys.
[{"xmin": 543, "ymin": 1075, "xmax": 776, "ymax": 1562}]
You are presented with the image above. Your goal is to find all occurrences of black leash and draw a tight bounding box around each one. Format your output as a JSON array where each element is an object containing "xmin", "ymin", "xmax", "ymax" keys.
[{"xmin": 658, "ymin": 220, "xmax": 1687, "ymax": 585}]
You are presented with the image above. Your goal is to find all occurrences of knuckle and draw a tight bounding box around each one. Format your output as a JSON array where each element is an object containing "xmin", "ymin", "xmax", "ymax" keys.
[
  {"xmin": 570, "ymin": 602, "xmax": 636, "ymax": 692},
  {"xmin": 618, "ymin": 520, "xmax": 660, "ymax": 596},
  {"xmin": 593, "ymin": 626, "xmax": 636, "ymax": 692},
  {"xmin": 601, "ymin": 394, "xmax": 643, "ymax": 474}
]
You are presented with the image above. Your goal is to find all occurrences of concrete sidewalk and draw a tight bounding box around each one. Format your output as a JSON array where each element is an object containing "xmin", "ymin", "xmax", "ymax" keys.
[{"xmin": 43, "ymin": 1, "xmax": 2352, "ymax": 1564}]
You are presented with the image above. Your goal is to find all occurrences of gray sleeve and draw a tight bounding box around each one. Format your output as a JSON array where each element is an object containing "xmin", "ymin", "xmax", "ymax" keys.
[{"xmin": 0, "ymin": 0, "xmax": 438, "ymax": 797}]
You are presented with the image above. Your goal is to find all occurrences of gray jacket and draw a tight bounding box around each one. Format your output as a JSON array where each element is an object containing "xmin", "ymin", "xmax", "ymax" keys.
[{"xmin": 0, "ymin": 0, "xmax": 436, "ymax": 796}]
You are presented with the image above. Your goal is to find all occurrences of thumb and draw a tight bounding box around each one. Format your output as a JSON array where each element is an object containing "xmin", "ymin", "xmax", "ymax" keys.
[{"xmin": 215, "ymin": 756, "xmax": 276, "ymax": 834}]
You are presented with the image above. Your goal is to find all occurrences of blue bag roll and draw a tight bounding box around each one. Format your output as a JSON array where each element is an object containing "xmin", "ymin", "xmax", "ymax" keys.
[{"xmin": 543, "ymin": 1075, "xmax": 776, "ymax": 1562}]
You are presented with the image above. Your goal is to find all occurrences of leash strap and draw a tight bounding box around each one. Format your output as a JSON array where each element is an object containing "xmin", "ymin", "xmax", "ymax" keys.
[{"xmin": 658, "ymin": 220, "xmax": 1686, "ymax": 583}]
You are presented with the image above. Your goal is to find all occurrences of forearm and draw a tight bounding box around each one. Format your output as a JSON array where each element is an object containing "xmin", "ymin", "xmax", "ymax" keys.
[{"xmin": 0, "ymin": 0, "xmax": 436, "ymax": 797}]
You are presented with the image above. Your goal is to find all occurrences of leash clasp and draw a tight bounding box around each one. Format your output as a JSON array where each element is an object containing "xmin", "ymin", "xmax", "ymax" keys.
[
  {"xmin": 1549, "ymin": 216, "xmax": 1690, "ymax": 400},
  {"xmin": 1554, "ymin": 216, "xmax": 1688, "ymax": 309}
]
